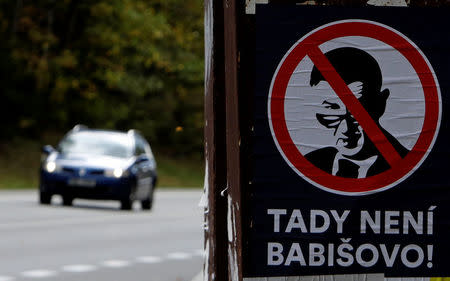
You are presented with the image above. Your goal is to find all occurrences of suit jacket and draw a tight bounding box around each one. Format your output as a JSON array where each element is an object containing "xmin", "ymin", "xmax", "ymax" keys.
[{"xmin": 304, "ymin": 132, "xmax": 409, "ymax": 178}]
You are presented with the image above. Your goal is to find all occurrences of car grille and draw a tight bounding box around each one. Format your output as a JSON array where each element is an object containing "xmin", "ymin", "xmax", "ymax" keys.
[
  {"xmin": 62, "ymin": 167, "xmax": 104, "ymax": 176},
  {"xmin": 63, "ymin": 167, "xmax": 76, "ymax": 173}
]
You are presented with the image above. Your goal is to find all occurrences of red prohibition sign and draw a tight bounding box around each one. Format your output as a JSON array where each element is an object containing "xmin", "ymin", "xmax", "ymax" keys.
[{"xmin": 268, "ymin": 20, "xmax": 441, "ymax": 195}]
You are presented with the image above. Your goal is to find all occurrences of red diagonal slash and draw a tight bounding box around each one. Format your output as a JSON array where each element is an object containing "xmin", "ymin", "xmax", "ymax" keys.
[{"xmin": 307, "ymin": 46, "xmax": 402, "ymax": 167}]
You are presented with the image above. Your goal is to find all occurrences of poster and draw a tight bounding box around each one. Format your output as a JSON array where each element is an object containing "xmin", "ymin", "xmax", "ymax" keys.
[{"xmin": 245, "ymin": 4, "xmax": 450, "ymax": 279}]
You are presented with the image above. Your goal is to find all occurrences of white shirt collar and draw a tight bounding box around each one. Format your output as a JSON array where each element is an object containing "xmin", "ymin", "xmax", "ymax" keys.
[{"xmin": 332, "ymin": 153, "xmax": 378, "ymax": 178}]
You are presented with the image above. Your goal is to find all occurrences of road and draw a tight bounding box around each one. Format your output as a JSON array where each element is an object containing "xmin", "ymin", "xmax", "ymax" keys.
[{"xmin": 0, "ymin": 189, "xmax": 204, "ymax": 281}]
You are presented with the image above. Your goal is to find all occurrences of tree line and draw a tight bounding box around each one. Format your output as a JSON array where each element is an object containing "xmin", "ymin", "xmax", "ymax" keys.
[{"xmin": 0, "ymin": 0, "xmax": 204, "ymax": 156}]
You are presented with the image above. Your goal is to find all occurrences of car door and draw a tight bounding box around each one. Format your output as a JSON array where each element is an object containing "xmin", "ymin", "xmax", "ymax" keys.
[{"xmin": 133, "ymin": 136, "xmax": 153, "ymax": 199}]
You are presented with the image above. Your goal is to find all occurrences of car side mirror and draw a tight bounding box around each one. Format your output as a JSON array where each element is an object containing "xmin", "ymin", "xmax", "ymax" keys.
[
  {"xmin": 42, "ymin": 145, "xmax": 55, "ymax": 155},
  {"xmin": 136, "ymin": 154, "xmax": 149, "ymax": 164}
]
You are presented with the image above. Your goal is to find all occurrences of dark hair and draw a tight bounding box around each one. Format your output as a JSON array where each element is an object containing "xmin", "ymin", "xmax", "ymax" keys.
[
  {"xmin": 310, "ymin": 47, "xmax": 388, "ymax": 120},
  {"xmin": 310, "ymin": 47, "xmax": 382, "ymax": 94}
]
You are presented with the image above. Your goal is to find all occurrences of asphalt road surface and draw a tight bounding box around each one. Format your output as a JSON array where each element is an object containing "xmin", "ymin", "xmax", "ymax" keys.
[{"xmin": 0, "ymin": 189, "xmax": 204, "ymax": 281}]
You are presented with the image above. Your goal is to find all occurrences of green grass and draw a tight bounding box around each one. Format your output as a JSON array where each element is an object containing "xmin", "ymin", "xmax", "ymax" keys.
[
  {"xmin": 0, "ymin": 138, "xmax": 204, "ymax": 189},
  {"xmin": 155, "ymin": 155, "xmax": 205, "ymax": 188}
]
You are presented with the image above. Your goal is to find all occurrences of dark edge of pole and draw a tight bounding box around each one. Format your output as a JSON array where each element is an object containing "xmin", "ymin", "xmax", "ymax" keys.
[
  {"xmin": 237, "ymin": 2, "xmax": 255, "ymax": 278},
  {"xmin": 223, "ymin": 0, "xmax": 243, "ymax": 280},
  {"xmin": 204, "ymin": 0, "xmax": 229, "ymax": 281}
]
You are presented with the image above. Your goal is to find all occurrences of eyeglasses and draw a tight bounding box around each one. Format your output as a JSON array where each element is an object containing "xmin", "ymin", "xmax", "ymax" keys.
[{"xmin": 316, "ymin": 112, "xmax": 359, "ymax": 135}]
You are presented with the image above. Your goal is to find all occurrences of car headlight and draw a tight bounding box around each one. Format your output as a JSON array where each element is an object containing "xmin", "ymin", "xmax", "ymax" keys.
[
  {"xmin": 46, "ymin": 162, "xmax": 56, "ymax": 173},
  {"xmin": 113, "ymin": 168, "xmax": 123, "ymax": 178},
  {"xmin": 105, "ymin": 168, "xmax": 128, "ymax": 178},
  {"xmin": 45, "ymin": 162, "xmax": 61, "ymax": 173}
]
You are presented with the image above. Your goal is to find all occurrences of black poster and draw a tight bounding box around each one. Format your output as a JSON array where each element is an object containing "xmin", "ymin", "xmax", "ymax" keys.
[{"xmin": 245, "ymin": 4, "xmax": 450, "ymax": 278}]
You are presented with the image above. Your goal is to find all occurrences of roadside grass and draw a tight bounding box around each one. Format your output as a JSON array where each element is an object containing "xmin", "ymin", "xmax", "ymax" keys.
[
  {"xmin": 0, "ymin": 138, "xmax": 204, "ymax": 189},
  {"xmin": 155, "ymin": 155, "xmax": 205, "ymax": 188}
]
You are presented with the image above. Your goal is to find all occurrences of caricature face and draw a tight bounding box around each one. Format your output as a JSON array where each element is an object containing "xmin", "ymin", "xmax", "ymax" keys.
[{"xmin": 313, "ymin": 81, "xmax": 365, "ymax": 157}]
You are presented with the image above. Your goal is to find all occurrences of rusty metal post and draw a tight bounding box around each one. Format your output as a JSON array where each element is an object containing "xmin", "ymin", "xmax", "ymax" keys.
[
  {"xmin": 204, "ymin": 0, "xmax": 229, "ymax": 281},
  {"xmin": 223, "ymin": 0, "xmax": 244, "ymax": 279},
  {"xmin": 204, "ymin": 0, "xmax": 248, "ymax": 280}
]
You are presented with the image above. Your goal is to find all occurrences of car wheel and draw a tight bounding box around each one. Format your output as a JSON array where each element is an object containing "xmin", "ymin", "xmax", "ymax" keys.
[
  {"xmin": 141, "ymin": 186, "xmax": 154, "ymax": 210},
  {"xmin": 121, "ymin": 198, "xmax": 133, "ymax": 210},
  {"xmin": 62, "ymin": 195, "xmax": 73, "ymax": 206},
  {"xmin": 39, "ymin": 191, "xmax": 52, "ymax": 205}
]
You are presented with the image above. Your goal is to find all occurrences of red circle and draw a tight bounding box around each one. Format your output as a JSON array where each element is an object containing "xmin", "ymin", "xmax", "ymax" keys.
[{"xmin": 269, "ymin": 20, "xmax": 440, "ymax": 194}]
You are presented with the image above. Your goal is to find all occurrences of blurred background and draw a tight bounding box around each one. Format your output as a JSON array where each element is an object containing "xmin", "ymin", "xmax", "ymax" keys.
[
  {"xmin": 0, "ymin": 1, "xmax": 205, "ymax": 281},
  {"xmin": 0, "ymin": 0, "xmax": 205, "ymax": 189}
]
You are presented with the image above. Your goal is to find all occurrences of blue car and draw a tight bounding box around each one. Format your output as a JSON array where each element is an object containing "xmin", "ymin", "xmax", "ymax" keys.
[{"xmin": 39, "ymin": 125, "xmax": 157, "ymax": 210}]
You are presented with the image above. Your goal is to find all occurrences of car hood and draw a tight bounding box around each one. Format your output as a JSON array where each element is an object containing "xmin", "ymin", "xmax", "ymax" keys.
[{"xmin": 52, "ymin": 153, "xmax": 133, "ymax": 170}]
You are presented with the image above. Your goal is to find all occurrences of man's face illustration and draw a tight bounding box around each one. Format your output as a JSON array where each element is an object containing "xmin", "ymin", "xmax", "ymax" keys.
[
  {"xmin": 309, "ymin": 47, "xmax": 390, "ymax": 159},
  {"xmin": 313, "ymin": 81, "xmax": 365, "ymax": 157}
]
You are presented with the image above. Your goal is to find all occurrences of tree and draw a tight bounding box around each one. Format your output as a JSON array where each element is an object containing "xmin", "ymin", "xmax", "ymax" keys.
[{"xmin": 0, "ymin": 0, "xmax": 204, "ymax": 156}]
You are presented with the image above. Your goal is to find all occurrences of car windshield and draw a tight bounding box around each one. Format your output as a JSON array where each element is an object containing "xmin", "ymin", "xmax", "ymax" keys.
[{"xmin": 58, "ymin": 131, "xmax": 132, "ymax": 158}]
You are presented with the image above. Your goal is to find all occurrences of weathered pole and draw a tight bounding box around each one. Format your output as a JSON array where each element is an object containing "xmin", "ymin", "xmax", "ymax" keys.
[
  {"xmin": 223, "ymin": 0, "xmax": 244, "ymax": 280},
  {"xmin": 204, "ymin": 1, "xmax": 450, "ymax": 281},
  {"xmin": 203, "ymin": 0, "xmax": 229, "ymax": 281}
]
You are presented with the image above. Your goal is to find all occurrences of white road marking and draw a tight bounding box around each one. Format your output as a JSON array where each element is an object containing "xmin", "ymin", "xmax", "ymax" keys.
[
  {"xmin": 167, "ymin": 252, "xmax": 192, "ymax": 260},
  {"xmin": 12, "ymin": 250, "xmax": 200, "ymax": 279},
  {"xmin": 21, "ymin": 269, "xmax": 57, "ymax": 278},
  {"xmin": 136, "ymin": 256, "xmax": 163, "ymax": 264},
  {"xmin": 101, "ymin": 260, "xmax": 131, "ymax": 268},
  {"xmin": 62, "ymin": 264, "xmax": 97, "ymax": 273}
]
